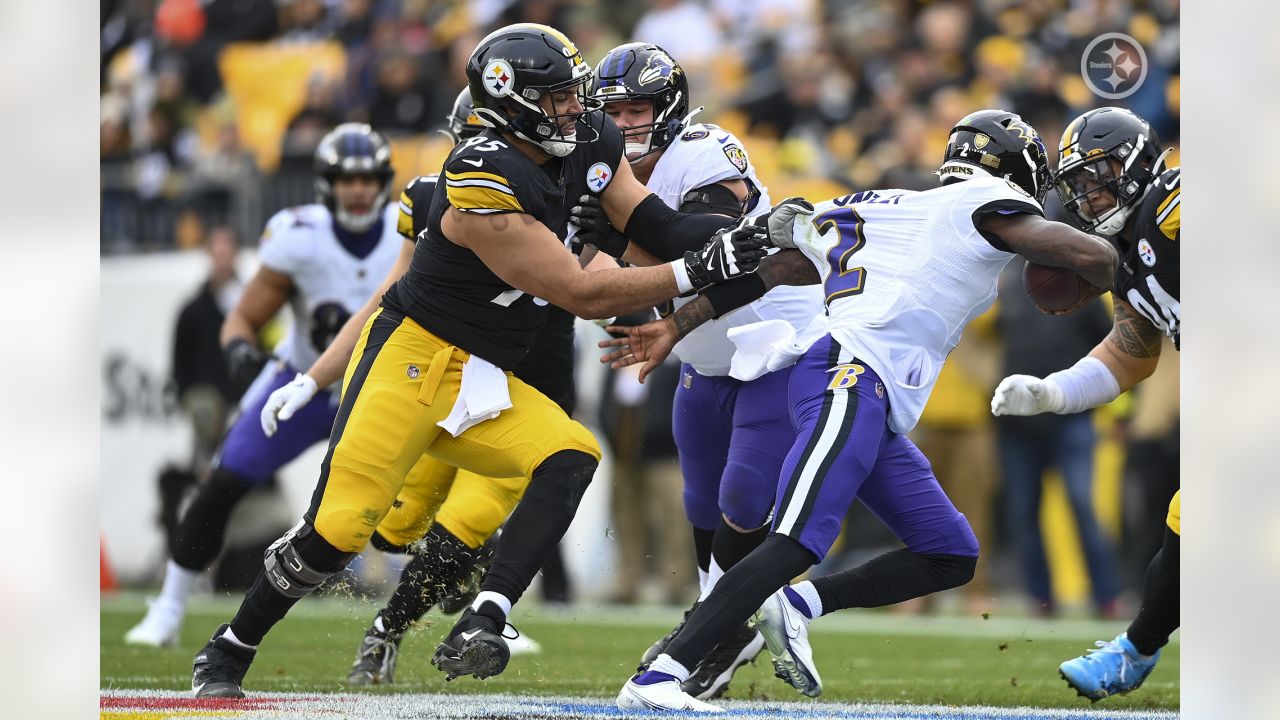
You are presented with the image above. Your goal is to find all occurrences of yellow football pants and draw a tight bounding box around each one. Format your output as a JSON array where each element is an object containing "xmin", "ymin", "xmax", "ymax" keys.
[
  {"xmin": 375, "ymin": 456, "xmax": 531, "ymax": 550},
  {"xmin": 1166, "ymin": 489, "xmax": 1180, "ymax": 536},
  {"xmin": 305, "ymin": 308, "xmax": 600, "ymax": 553}
]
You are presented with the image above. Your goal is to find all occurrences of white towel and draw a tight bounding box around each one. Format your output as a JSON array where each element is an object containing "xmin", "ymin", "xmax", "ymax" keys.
[
  {"xmin": 727, "ymin": 319, "xmax": 803, "ymax": 381},
  {"xmin": 438, "ymin": 355, "xmax": 512, "ymax": 437}
]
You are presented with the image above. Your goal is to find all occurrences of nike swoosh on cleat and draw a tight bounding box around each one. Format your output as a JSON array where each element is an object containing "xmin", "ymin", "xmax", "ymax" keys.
[
  {"xmin": 460, "ymin": 629, "xmax": 482, "ymax": 642},
  {"xmin": 192, "ymin": 683, "xmax": 205, "ymax": 694}
]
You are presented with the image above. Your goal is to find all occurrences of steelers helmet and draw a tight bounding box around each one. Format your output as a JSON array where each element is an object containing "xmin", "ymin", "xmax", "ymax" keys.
[
  {"xmin": 313, "ymin": 123, "xmax": 394, "ymax": 232},
  {"xmin": 592, "ymin": 42, "xmax": 689, "ymax": 162},
  {"xmin": 938, "ymin": 109, "xmax": 1051, "ymax": 202},
  {"xmin": 465, "ymin": 23, "xmax": 603, "ymax": 157},
  {"xmin": 1054, "ymin": 107, "xmax": 1169, "ymax": 235},
  {"xmin": 441, "ymin": 88, "xmax": 486, "ymax": 144}
]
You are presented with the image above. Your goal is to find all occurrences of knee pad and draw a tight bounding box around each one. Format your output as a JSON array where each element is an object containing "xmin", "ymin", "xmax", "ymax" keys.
[
  {"xmin": 531, "ymin": 450, "xmax": 598, "ymax": 509},
  {"xmin": 902, "ymin": 511, "xmax": 980, "ymax": 557},
  {"xmin": 718, "ymin": 461, "xmax": 777, "ymax": 530},
  {"xmin": 263, "ymin": 521, "xmax": 355, "ymax": 599}
]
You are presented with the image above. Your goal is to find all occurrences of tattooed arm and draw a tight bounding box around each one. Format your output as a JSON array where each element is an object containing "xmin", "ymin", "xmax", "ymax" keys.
[
  {"xmin": 598, "ymin": 249, "xmax": 819, "ymax": 381},
  {"xmin": 1087, "ymin": 297, "xmax": 1164, "ymax": 391}
]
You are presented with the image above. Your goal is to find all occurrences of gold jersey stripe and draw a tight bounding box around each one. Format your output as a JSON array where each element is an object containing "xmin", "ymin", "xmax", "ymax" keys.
[
  {"xmin": 446, "ymin": 183, "xmax": 524, "ymax": 213},
  {"xmin": 1158, "ymin": 201, "xmax": 1180, "ymax": 240},
  {"xmin": 399, "ymin": 190, "xmax": 413, "ymax": 209},
  {"xmin": 445, "ymin": 169, "xmax": 513, "ymax": 188},
  {"xmin": 1156, "ymin": 186, "xmax": 1180, "ymax": 218}
]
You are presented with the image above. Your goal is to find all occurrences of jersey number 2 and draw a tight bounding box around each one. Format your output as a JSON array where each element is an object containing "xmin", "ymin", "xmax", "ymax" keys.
[{"xmin": 813, "ymin": 206, "xmax": 868, "ymax": 305}]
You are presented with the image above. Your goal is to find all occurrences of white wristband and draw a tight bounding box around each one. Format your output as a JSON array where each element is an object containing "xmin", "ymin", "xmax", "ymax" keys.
[
  {"xmin": 669, "ymin": 259, "xmax": 695, "ymax": 294},
  {"xmin": 1044, "ymin": 356, "xmax": 1122, "ymax": 414}
]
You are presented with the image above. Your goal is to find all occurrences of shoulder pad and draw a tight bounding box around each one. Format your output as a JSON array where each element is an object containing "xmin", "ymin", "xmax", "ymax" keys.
[
  {"xmin": 444, "ymin": 148, "xmax": 525, "ymax": 214},
  {"xmin": 1147, "ymin": 168, "xmax": 1181, "ymax": 241}
]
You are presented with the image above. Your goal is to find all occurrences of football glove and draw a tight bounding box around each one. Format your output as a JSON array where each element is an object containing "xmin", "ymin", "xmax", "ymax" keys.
[
  {"xmin": 224, "ymin": 338, "xmax": 270, "ymax": 393},
  {"xmin": 990, "ymin": 374, "xmax": 1065, "ymax": 416},
  {"xmin": 570, "ymin": 194, "xmax": 629, "ymax": 258},
  {"xmin": 260, "ymin": 373, "xmax": 319, "ymax": 437},
  {"xmin": 681, "ymin": 218, "xmax": 769, "ymax": 291},
  {"xmin": 752, "ymin": 196, "xmax": 815, "ymax": 249}
]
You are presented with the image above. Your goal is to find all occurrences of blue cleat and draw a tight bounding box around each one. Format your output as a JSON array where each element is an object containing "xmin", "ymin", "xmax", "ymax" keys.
[{"xmin": 1059, "ymin": 633, "xmax": 1161, "ymax": 702}]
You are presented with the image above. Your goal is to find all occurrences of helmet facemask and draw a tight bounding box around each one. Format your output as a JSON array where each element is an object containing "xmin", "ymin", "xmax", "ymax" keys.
[
  {"xmin": 1054, "ymin": 134, "xmax": 1168, "ymax": 235},
  {"xmin": 322, "ymin": 169, "xmax": 391, "ymax": 233},
  {"xmin": 477, "ymin": 70, "xmax": 603, "ymax": 157}
]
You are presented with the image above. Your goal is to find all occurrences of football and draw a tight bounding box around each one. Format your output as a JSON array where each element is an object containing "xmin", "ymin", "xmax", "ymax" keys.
[{"xmin": 1023, "ymin": 262, "xmax": 1092, "ymax": 313}]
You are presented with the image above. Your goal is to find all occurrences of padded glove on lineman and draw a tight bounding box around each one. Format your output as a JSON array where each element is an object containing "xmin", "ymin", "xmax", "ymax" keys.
[
  {"xmin": 260, "ymin": 373, "xmax": 319, "ymax": 437},
  {"xmin": 682, "ymin": 218, "xmax": 770, "ymax": 291},
  {"xmin": 224, "ymin": 338, "xmax": 270, "ymax": 394},
  {"xmin": 569, "ymin": 194, "xmax": 629, "ymax": 258},
  {"xmin": 990, "ymin": 374, "xmax": 1065, "ymax": 416},
  {"xmin": 751, "ymin": 196, "xmax": 815, "ymax": 249}
]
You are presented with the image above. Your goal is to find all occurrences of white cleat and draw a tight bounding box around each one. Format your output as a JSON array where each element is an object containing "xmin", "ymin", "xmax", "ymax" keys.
[
  {"xmin": 124, "ymin": 598, "xmax": 184, "ymax": 647},
  {"xmin": 506, "ymin": 631, "xmax": 542, "ymax": 656},
  {"xmin": 617, "ymin": 675, "xmax": 724, "ymax": 713},
  {"xmin": 752, "ymin": 589, "xmax": 823, "ymax": 698}
]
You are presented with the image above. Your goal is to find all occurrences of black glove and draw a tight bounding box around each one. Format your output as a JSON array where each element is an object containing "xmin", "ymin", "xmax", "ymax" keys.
[
  {"xmin": 751, "ymin": 196, "xmax": 815, "ymax": 249},
  {"xmin": 681, "ymin": 218, "xmax": 770, "ymax": 291},
  {"xmin": 224, "ymin": 338, "xmax": 270, "ymax": 393},
  {"xmin": 570, "ymin": 194, "xmax": 629, "ymax": 258}
]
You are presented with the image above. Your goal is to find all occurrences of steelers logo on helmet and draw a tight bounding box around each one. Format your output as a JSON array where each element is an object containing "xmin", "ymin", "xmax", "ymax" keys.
[
  {"xmin": 586, "ymin": 162, "xmax": 613, "ymax": 192},
  {"xmin": 1138, "ymin": 238, "xmax": 1157, "ymax": 267},
  {"xmin": 483, "ymin": 60, "xmax": 516, "ymax": 97}
]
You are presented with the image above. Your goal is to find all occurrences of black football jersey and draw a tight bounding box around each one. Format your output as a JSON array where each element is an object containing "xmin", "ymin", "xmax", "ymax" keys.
[
  {"xmin": 385, "ymin": 112, "xmax": 622, "ymax": 369},
  {"xmin": 1110, "ymin": 167, "xmax": 1180, "ymax": 350},
  {"xmin": 392, "ymin": 174, "xmax": 577, "ymax": 412}
]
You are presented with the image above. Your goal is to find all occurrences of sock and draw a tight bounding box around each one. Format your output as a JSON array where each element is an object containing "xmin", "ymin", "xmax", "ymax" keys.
[
  {"xmin": 221, "ymin": 625, "xmax": 256, "ymax": 650},
  {"xmin": 696, "ymin": 568, "xmax": 709, "ymax": 595},
  {"xmin": 692, "ymin": 526, "xmax": 714, "ymax": 594},
  {"xmin": 810, "ymin": 549, "xmax": 976, "ymax": 612},
  {"xmin": 229, "ymin": 571, "xmax": 304, "ymax": 646},
  {"xmin": 379, "ymin": 524, "xmax": 478, "ymax": 635},
  {"xmin": 646, "ymin": 653, "xmax": 690, "ymax": 682},
  {"xmin": 784, "ymin": 582, "xmax": 821, "ymax": 619},
  {"xmin": 665, "ymin": 534, "xmax": 814, "ymax": 669},
  {"xmin": 699, "ymin": 557, "xmax": 725, "ymax": 601},
  {"xmin": 157, "ymin": 559, "xmax": 199, "ymax": 609},
  {"xmin": 1126, "ymin": 527, "xmax": 1180, "ymax": 657},
  {"xmin": 472, "ymin": 590, "xmax": 512, "ymax": 619}
]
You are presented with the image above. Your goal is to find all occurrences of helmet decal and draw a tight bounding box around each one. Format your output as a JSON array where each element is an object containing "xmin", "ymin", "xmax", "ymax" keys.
[
  {"xmin": 638, "ymin": 51, "xmax": 676, "ymax": 86},
  {"xmin": 483, "ymin": 60, "xmax": 516, "ymax": 97}
]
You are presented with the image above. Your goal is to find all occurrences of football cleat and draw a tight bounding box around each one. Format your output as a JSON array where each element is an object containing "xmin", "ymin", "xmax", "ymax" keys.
[
  {"xmin": 191, "ymin": 624, "xmax": 255, "ymax": 698},
  {"xmin": 752, "ymin": 588, "xmax": 823, "ymax": 698},
  {"xmin": 639, "ymin": 601, "xmax": 699, "ymax": 672},
  {"xmin": 617, "ymin": 672, "xmax": 724, "ymax": 713},
  {"xmin": 438, "ymin": 533, "xmax": 498, "ymax": 616},
  {"xmin": 682, "ymin": 624, "xmax": 765, "ymax": 700},
  {"xmin": 346, "ymin": 621, "xmax": 403, "ymax": 686},
  {"xmin": 124, "ymin": 597, "xmax": 184, "ymax": 647},
  {"xmin": 1059, "ymin": 633, "xmax": 1161, "ymax": 702},
  {"xmin": 431, "ymin": 604, "xmax": 511, "ymax": 681}
]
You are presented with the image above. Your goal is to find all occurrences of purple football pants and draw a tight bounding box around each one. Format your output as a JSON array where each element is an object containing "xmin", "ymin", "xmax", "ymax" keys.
[{"xmin": 217, "ymin": 365, "xmax": 339, "ymax": 484}]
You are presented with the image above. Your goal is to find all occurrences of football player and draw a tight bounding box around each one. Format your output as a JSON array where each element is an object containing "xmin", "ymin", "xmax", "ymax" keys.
[
  {"xmin": 601, "ymin": 110, "xmax": 1120, "ymax": 711},
  {"xmin": 990, "ymin": 107, "xmax": 1179, "ymax": 701},
  {"xmin": 574, "ymin": 42, "xmax": 825, "ymax": 700},
  {"xmin": 125, "ymin": 123, "xmax": 403, "ymax": 648},
  {"xmin": 190, "ymin": 23, "xmax": 771, "ymax": 697}
]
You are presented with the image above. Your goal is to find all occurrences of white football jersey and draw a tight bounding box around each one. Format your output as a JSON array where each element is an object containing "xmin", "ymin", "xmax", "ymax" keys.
[
  {"xmin": 258, "ymin": 203, "xmax": 402, "ymax": 389},
  {"xmin": 648, "ymin": 122, "xmax": 825, "ymax": 376},
  {"xmin": 788, "ymin": 177, "xmax": 1042, "ymax": 433}
]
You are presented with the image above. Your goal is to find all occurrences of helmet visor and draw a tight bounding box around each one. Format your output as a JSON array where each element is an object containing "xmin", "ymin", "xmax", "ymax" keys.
[{"xmin": 1055, "ymin": 155, "xmax": 1121, "ymax": 226}]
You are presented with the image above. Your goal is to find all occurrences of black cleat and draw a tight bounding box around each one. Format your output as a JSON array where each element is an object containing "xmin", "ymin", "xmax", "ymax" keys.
[
  {"xmin": 347, "ymin": 619, "xmax": 404, "ymax": 686},
  {"xmin": 431, "ymin": 603, "xmax": 511, "ymax": 681},
  {"xmin": 638, "ymin": 601, "xmax": 700, "ymax": 672},
  {"xmin": 682, "ymin": 623, "xmax": 765, "ymax": 700},
  {"xmin": 438, "ymin": 533, "xmax": 498, "ymax": 616},
  {"xmin": 191, "ymin": 624, "xmax": 255, "ymax": 698}
]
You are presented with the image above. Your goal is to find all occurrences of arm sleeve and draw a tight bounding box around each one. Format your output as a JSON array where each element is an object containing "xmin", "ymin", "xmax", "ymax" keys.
[{"xmin": 623, "ymin": 193, "xmax": 737, "ymax": 261}]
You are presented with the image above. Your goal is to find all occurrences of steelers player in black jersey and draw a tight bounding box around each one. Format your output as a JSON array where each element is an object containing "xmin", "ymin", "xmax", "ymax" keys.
[
  {"xmin": 191, "ymin": 23, "xmax": 771, "ymax": 697},
  {"xmin": 991, "ymin": 107, "xmax": 1179, "ymax": 701}
]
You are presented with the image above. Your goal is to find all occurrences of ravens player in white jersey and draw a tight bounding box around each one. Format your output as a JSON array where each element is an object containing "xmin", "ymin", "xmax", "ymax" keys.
[
  {"xmin": 190, "ymin": 23, "xmax": 773, "ymax": 697},
  {"xmin": 124, "ymin": 123, "xmax": 403, "ymax": 648},
  {"xmin": 991, "ymin": 107, "xmax": 1180, "ymax": 701},
  {"xmin": 573, "ymin": 42, "xmax": 825, "ymax": 700},
  {"xmin": 601, "ymin": 110, "xmax": 1120, "ymax": 711}
]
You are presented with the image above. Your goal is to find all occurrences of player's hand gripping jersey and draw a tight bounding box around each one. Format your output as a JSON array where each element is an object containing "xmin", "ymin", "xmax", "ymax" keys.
[
  {"xmin": 259, "ymin": 203, "xmax": 403, "ymax": 388},
  {"xmin": 384, "ymin": 115, "xmax": 624, "ymax": 369},
  {"xmin": 1110, "ymin": 167, "xmax": 1180, "ymax": 348},
  {"xmin": 779, "ymin": 177, "xmax": 1043, "ymax": 433},
  {"xmin": 648, "ymin": 121, "xmax": 825, "ymax": 376}
]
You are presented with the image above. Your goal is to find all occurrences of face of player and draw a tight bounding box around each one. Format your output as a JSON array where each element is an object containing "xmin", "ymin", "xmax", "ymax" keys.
[
  {"xmin": 541, "ymin": 86, "xmax": 585, "ymax": 138},
  {"xmin": 603, "ymin": 100, "xmax": 660, "ymax": 171},
  {"xmin": 332, "ymin": 174, "xmax": 382, "ymax": 218},
  {"xmin": 1057, "ymin": 156, "xmax": 1121, "ymax": 222}
]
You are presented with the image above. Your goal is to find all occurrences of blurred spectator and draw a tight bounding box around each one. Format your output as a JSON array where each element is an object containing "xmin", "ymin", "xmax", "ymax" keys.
[
  {"xmin": 280, "ymin": 74, "xmax": 344, "ymax": 173},
  {"xmin": 995, "ymin": 258, "xmax": 1120, "ymax": 617},
  {"xmin": 368, "ymin": 51, "xmax": 450, "ymax": 133},
  {"xmin": 190, "ymin": 112, "xmax": 261, "ymax": 238},
  {"xmin": 277, "ymin": 0, "xmax": 334, "ymax": 44},
  {"xmin": 632, "ymin": 0, "xmax": 723, "ymax": 68}
]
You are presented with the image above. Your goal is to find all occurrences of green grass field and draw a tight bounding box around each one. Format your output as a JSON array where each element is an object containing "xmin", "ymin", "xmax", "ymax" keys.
[{"xmin": 101, "ymin": 593, "xmax": 1177, "ymax": 712}]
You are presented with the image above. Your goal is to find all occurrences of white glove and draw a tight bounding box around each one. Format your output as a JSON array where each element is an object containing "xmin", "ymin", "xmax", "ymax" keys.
[
  {"xmin": 990, "ymin": 374, "xmax": 1065, "ymax": 416},
  {"xmin": 260, "ymin": 373, "xmax": 319, "ymax": 437},
  {"xmin": 755, "ymin": 196, "xmax": 815, "ymax": 249}
]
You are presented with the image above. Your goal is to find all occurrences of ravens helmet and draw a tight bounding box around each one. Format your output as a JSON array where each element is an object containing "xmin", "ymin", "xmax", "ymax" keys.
[
  {"xmin": 592, "ymin": 42, "xmax": 689, "ymax": 162},
  {"xmin": 313, "ymin": 123, "xmax": 394, "ymax": 232},
  {"xmin": 1054, "ymin": 107, "xmax": 1169, "ymax": 235},
  {"xmin": 441, "ymin": 88, "xmax": 486, "ymax": 144},
  {"xmin": 465, "ymin": 23, "xmax": 603, "ymax": 157},
  {"xmin": 938, "ymin": 109, "xmax": 1051, "ymax": 202}
]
